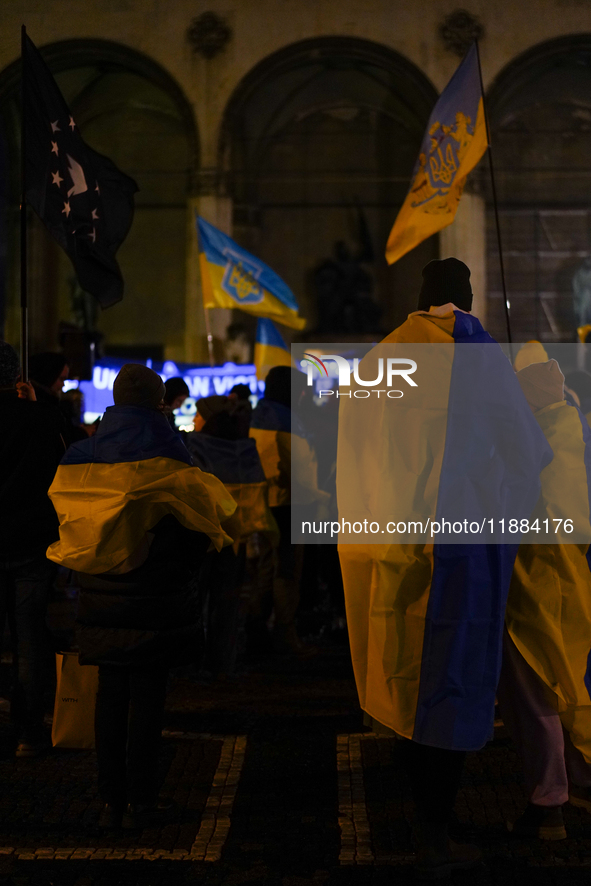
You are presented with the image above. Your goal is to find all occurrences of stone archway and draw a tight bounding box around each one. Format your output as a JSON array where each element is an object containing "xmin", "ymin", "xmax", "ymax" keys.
[
  {"xmin": 0, "ymin": 39, "xmax": 199, "ymax": 361},
  {"xmin": 219, "ymin": 37, "xmax": 439, "ymax": 341},
  {"xmin": 486, "ymin": 35, "xmax": 591, "ymax": 342}
]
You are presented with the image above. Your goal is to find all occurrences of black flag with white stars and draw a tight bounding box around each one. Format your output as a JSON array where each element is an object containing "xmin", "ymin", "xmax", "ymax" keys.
[{"xmin": 23, "ymin": 34, "xmax": 138, "ymax": 308}]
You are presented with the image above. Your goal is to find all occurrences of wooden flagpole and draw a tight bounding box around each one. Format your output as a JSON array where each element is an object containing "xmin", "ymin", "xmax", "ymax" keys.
[
  {"xmin": 20, "ymin": 24, "xmax": 29, "ymax": 381},
  {"xmin": 475, "ymin": 40, "xmax": 512, "ymax": 348}
]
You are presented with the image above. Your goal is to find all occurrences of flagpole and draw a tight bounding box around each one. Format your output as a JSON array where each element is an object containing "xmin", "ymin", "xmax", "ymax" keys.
[
  {"xmin": 20, "ymin": 24, "xmax": 29, "ymax": 381},
  {"xmin": 475, "ymin": 40, "xmax": 512, "ymax": 347},
  {"xmin": 203, "ymin": 306, "xmax": 215, "ymax": 368},
  {"xmin": 195, "ymin": 216, "xmax": 215, "ymax": 368}
]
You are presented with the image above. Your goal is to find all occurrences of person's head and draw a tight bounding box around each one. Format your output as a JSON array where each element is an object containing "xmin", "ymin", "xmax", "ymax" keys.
[
  {"xmin": 112, "ymin": 364, "xmax": 165, "ymax": 410},
  {"xmin": 164, "ymin": 376, "xmax": 190, "ymax": 411},
  {"xmin": 517, "ymin": 359, "xmax": 565, "ymax": 413},
  {"xmin": 0, "ymin": 341, "xmax": 20, "ymax": 390},
  {"xmin": 264, "ymin": 366, "xmax": 306, "ymax": 409},
  {"xmin": 513, "ymin": 341, "xmax": 549, "ymax": 372},
  {"xmin": 417, "ymin": 258, "xmax": 473, "ymax": 313},
  {"xmin": 229, "ymin": 383, "xmax": 251, "ymax": 402},
  {"xmin": 194, "ymin": 395, "xmax": 231, "ymax": 432},
  {"xmin": 29, "ymin": 352, "xmax": 69, "ymax": 395}
]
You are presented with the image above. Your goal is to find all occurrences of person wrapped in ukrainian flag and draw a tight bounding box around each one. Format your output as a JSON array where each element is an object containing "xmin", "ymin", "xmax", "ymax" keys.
[
  {"xmin": 337, "ymin": 258, "xmax": 552, "ymax": 878},
  {"xmin": 47, "ymin": 363, "xmax": 236, "ymax": 830},
  {"xmin": 184, "ymin": 394, "xmax": 278, "ymax": 676},
  {"xmin": 497, "ymin": 355, "xmax": 591, "ymax": 840}
]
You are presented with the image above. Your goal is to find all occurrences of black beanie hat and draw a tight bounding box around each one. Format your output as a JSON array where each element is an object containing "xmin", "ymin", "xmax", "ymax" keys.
[
  {"xmin": 113, "ymin": 364, "xmax": 165, "ymax": 410},
  {"xmin": 418, "ymin": 258, "xmax": 473, "ymax": 312}
]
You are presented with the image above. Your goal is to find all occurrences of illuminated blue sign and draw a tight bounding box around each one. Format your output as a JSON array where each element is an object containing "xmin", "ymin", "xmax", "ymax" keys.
[{"xmin": 66, "ymin": 358, "xmax": 264, "ymax": 425}]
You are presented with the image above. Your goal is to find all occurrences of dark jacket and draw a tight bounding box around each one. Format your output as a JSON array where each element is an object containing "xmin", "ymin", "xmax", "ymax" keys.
[
  {"xmin": 0, "ymin": 390, "xmax": 64, "ymax": 559},
  {"xmin": 32, "ymin": 384, "xmax": 87, "ymax": 448},
  {"xmin": 76, "ymin": 514, "xmax": 210, "ymax": 667}
]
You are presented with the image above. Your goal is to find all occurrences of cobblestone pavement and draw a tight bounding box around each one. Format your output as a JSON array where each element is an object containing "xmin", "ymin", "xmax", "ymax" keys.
[{"xmin": 0, "ymin": 594, "xmax": 590, "ymax": 884}]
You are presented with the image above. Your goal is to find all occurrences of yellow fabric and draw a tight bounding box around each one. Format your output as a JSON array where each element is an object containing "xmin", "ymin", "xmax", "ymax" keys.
[
  {"xmin": 506, "ymin": 401, "xmax": 591, "ymax": 762},
  {"xmin": 338, "ymin": 309, "xmax": 455, "ymax": 735},
  {"xmin": 386, "ymin": 100, "xmax": 488, "ymax": 264},
  {"xmin": 47, "ymin": 457, "xmax": 236, "ymax": 574},
  {"xmin": 513, "ymin": 341, "xmax": 549, "ymax": 371},
  {"xmin": 250, "ymin": 427, "xmax": 291, "ymax": 507},
  {"xmin": 254, "ymin": 341, "xmax": 293, "ymax": 381},
  {"xmin": 249, "ymin": 427, "xmax": 330, "ymax": 508},
  {"xmin": 339, "ymin": 543, "xmax": 434, "ymax": 738},
  {"xmin": 223, "ymin": 481, "xmax": 279, "ymax": 544},
  {"xmin": 200, "ymin": 252, "xmax": 305, "ymax": 330}
]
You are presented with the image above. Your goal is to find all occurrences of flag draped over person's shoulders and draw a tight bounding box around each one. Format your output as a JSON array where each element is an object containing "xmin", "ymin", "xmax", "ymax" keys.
[
  {"xmin": 197, "ymin": 216, "xmax": 305, "ymax": 329},
  {"xmin": 47, "ymin": 406, "xmax": 236, "ymax": 574},
  {"xmin": 507, "ymin": 359, "xmax": 591, "ymax": 761},
  {"xmin": 254, "ymin": 318, "xmax": 293, "ymax": 380},
  {"xmin": 185, "ymin": 432, "xmax": 279, "ymax": 544},
  {"xmin": 337, "ymin": 306, "xmax": 553, "ymax": 750},
  {"xmin": 386, "ymin": 44, "xmax": 488, "ymax": 265},
  {"xmin": 23, "ymin": 33, "xmax": 138, "ymax": 307}
]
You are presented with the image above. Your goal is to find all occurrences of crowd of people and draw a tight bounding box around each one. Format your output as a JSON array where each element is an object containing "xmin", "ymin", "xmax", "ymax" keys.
[{"xmin": 1, "ymin": 256, "xmax": 591, "ymax": 879}]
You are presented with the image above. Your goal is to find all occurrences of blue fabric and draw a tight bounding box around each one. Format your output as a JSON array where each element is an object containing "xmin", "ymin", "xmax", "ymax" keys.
[
  {"xmin": 184, "ymin": 434, "xmax": 265, "ymax": 485},
  {"xmin": 412, "ymin": 313, "xmax": 553, "ymax": 749},
  {"xmin": 197, "ymin": 216, "xmax": 300, "ymax": 312},
  {"xmin": 251, "ymin": 399, "xmax": 295, "ymax": 434},
  {"xmin": 256, "ymin": 317, "xmax": 288, "ymax": 349},
  {"xmin": 61, "ymin": 406, "xmax": 193, "ymax": 467}
]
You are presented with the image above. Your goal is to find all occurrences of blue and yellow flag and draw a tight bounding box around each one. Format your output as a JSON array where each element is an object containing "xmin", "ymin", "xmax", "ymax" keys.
[
  {"xmin": 197, "ymin": 216, "xmax": 305, "ymax": 330},
  {"xmin": 185, "ymin": 432, "xmax": 278, "ymax": 544},
  {"xmin": 338, "ymin": 309, "xmax": 552, "ymax": 750},
  {"xmin": 254, "ymin": 318, "xmax": 293, "ymax": 380},
  {"xmin": 506, "ymin": 360, "xmax": 591, "ymax": 762},
  {"xmin": 47, "ymin": 406, "xmax": 236, "ymax": 574},
  {"xmin": 385, "ymin": 43, "xmax": 488, "ymax": 265}
]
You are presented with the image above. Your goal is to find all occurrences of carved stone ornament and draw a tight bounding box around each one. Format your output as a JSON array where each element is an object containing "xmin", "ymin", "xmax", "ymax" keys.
[
  {"xmin": 187, "ymin": 11, "xmax": 232, "ymax": 59},
  {"xmin": 438, "ymin": 9, "xmax": 485, "ymax": 57}
]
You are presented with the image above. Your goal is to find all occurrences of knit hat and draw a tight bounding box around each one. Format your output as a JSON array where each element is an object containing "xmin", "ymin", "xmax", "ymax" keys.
[
  {"xmin": 113, "ymin": 364, "xmax": 165, "ymax": 409},
  {"xmin": 28, "ymin": 352, "xmax": 67, "ymax": 388},
  {"xmin": 516, "ymin": 359, "xmax": 565, "ymax": 412},
  {"xmin": 513, "ymin": 341, "xmax": 549, "ymax": 372},
  {"xmin": 418, "ymin": 258, "xmax": 473, "ymax": 312},
  {"xmin": 196, "ymin": 395, "xmax": 231, "ymax": 422},
  {"xmin": 0, "ymin": 341, "xmax": 20, "ymax": 387}
]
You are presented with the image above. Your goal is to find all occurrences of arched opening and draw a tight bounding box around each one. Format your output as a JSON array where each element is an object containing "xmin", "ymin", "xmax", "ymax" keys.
[
  {"xmin": 0, "ymin": 39, "xmax": 198, "ymax": 360},
  {"xmin": 487, "ymin": 36, "xmax": 591, "ymax": 342},
  {"xmin": 219, "ymin": 37, "xmax": 439, "ymax": 338}
]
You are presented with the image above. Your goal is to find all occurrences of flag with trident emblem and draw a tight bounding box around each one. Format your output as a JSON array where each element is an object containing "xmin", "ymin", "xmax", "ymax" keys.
[
  {"xmin": 197, "ymin": 216, "xmax": 305, "ymax": 329},
  {"xmin": 385, "ymin": 44, "xmax": 488, "ymax": 265}
]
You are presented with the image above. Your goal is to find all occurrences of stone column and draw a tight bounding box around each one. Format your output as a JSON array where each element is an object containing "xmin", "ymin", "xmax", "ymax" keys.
[
  {"xmin": 184, "ymin": 167, "xmax": 233, "ymax": 363},
  {"xmin": 439, "ymin": 188, "xmax": 487, "ymax": 324}
]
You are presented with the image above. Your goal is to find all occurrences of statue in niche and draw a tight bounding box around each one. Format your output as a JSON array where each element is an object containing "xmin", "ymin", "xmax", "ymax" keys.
[
  {"xmin": 573, "ymin": 257, "xmax": 591, "ymax": 329},
  {"xmin": 313, "ymin": 210, "xmax": 382, "ymax": 335}
]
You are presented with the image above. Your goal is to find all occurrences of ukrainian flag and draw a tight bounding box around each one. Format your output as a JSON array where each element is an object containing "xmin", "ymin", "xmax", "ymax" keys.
[
  {"xmin": 197, "ymin": 216, "xmax": 305, "ymax": 330},
  {"xmin": 338, "ymin": 307, "xmax": 552, "ymax": 749},
  {"xmin": 386, "ymin": 43, "xmax": 488, "ymax": 265},
  {"xmin": 254, "ymin": 318, "xmax": 293, "ymax": 380},
  {"xmin": 47, "ymin": 406, "xmax": 237, "ymax": 574},
  {"xmin": 185, "ymin": 432, "xmax": 279, "ymax": 544},
  {"xmin": 506, "ymin": 365, "xmax": 591, "ymax": 761}
]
